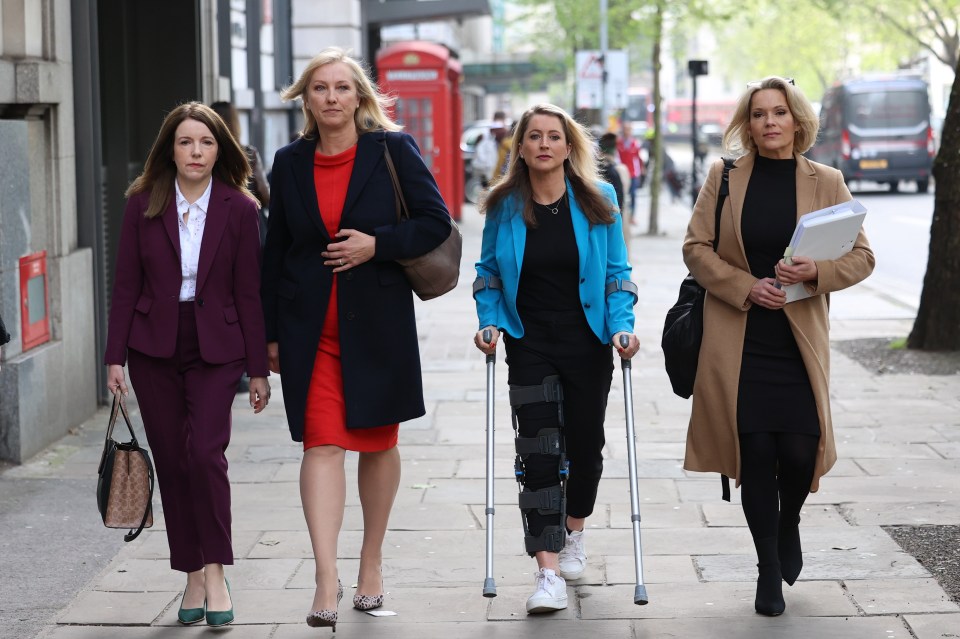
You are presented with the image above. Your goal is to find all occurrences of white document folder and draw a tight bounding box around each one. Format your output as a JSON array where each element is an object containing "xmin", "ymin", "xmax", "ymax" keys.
[{"xmin": 782, "ymin": 199, "xmax": 867, "ymax": 303}]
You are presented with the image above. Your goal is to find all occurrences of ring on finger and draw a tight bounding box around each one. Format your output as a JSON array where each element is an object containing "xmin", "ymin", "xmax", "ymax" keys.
[{"xmin": 339, "ymin": 258, "xmax": 344, "ymax": 266}]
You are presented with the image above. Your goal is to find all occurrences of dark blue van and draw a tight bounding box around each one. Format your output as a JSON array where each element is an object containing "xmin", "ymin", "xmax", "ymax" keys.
[{"xmin": 810, "ymin": 75, "xmax": 935, "ymax": 192}]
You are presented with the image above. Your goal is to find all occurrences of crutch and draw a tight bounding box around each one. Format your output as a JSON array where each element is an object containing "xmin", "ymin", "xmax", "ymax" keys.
[
  {"xmin": 620, "ymin": 334, "xmax": 649, "ymax": 605},
  {"xmin": 482, "ymin": 328, "xmax": 498, "ymax": 598}
]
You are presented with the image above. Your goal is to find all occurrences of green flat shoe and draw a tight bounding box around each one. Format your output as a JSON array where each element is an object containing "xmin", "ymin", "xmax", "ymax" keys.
[
  {"xmin": 177, "ymin": 598, "xmax": 205, "ymax": 625},
  {"xmin": 205, "ymin": 578, "xmax": 234, "ymax": 627}
]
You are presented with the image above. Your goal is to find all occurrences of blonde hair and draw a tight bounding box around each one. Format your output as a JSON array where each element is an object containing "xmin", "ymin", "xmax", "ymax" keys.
[
  {"xmin": 482, "ymin": 103, "xmax": 613, "ymax": 227},
  {"xmin": 722, "ymin": 76, "xmax": 820, "ymax": 156},
  {"xmin": 281, "ymin": 47, "xmax": 400, "ymax": 138},
  {"xmin": 126, "ymin": 102, "xmax": 255, "ymax": 218}
]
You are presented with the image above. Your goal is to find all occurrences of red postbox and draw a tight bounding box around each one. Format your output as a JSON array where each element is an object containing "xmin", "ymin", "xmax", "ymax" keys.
[{"xmin": 377, "ymin": 41, "xmax": 463, "ymax": 220}]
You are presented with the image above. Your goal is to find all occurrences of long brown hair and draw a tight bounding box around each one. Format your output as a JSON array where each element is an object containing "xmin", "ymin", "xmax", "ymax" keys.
[
  {"xmin": 126, "ymin": 102, "xmax": 255, "ymax": 218},
  {"xmin": 481, "ymin": 103, "xmax": 614, "ymax": 227},
  {"xmin": 280, "ymin": 47, "xmax": 400, "ymax": 139}
]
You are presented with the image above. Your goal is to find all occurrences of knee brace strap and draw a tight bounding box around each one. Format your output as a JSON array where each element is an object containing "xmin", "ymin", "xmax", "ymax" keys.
[
  {"xmin": 509, "ymin": 375, "xmax": 563, "ymax": 407},
  {"xmin": 524, "ymin": 525, "xmax": 565, "ymax": 554},
  {"xmin": 515, "ymin": 429, "xmax": 561, "ymax": 456},
  {"xmin": 519, "ymin": 485, "xmax": 564, "ymax": 515}
]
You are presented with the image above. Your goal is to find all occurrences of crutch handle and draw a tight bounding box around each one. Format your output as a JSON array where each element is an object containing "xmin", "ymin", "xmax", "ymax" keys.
[
  {"xmin": 619, "ymin": 334, "xmax": 632, "ymax": 370},
  {"xmin": 483, "ymin": 328, "xmax": 495, "ymax": 364}
]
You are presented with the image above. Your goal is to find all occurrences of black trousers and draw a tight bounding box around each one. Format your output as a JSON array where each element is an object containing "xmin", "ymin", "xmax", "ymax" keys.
[{"xmin": 504, "ymin": 310, "xmax": 614, "ymax": 538}]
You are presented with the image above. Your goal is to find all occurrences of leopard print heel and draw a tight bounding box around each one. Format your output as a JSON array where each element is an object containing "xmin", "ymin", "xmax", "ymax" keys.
[
  {"xmin": 306, "ymin": 580, "xmax": 343, "ymax": 631},
  {"xmin": 352, "ymin": 592, "xmax": 384, "ymax": 611}
]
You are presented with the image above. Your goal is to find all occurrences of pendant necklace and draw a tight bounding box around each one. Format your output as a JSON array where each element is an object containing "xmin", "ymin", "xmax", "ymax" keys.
[{"xmin": 539, "ymin": 192, "xmax": 566, "ymax": 215}]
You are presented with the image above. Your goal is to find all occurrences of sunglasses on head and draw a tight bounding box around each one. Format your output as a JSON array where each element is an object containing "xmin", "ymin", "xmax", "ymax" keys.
[{"xmin": 747, "ymin": 77, "xmax": 795, "ymax": 88}]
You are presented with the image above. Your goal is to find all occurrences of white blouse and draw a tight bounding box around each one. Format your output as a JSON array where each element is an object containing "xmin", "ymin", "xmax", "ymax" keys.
[{"xmin": 175, "ymin": 179, "xmax": 212, "ymax": 302}]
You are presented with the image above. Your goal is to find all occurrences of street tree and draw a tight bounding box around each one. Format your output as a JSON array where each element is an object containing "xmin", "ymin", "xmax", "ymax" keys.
[{"xmin": 909, "ymin": 60, "xmax": 960, "ymax": 350}]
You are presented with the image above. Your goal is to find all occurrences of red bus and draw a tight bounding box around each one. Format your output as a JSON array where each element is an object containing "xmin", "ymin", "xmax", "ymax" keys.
[{"xmin": 665, "ymin": 98, "xmax": 737, "ymax": 140}]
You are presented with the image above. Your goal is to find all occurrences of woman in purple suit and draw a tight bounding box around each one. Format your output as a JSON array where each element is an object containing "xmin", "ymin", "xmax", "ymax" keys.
[{"xmin": 104, "ymin": 102, "xmax": 270, "ymax": 627}]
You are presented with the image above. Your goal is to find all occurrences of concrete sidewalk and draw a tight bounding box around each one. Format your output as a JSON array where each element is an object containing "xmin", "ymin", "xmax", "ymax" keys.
[{"xmin": 9, "ymin": 193, "xmax": 960, "ymax": 638}]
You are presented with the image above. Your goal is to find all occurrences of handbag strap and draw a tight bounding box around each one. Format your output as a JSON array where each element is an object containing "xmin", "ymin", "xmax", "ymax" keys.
[
  {"xmin": 383, "ymin": 144, "xmax": 410, "ymax": 223},
  {"xmin": 713, "ymin": 157, "xmax": 735, "ymax": 504},
  {"xmin": 711, "ymin": 157, "xmax": 735, "ymax": 253},
  {"xmin": 105, "ymin": 394, "xmax": 139, "ymax": 447},
  {"xmin": 124, "ymin": 448, "xmax": 156, "ymax": 542}
]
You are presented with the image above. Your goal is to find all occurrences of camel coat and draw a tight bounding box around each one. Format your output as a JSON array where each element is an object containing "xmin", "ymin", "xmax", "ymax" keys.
[{"xmin": 681, "ymin": 152, "xmax": 875, "ymax": 493}]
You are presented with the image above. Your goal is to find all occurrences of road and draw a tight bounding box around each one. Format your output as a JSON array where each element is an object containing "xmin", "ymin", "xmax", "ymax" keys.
[{"xmin": 849, "ymin": 182, "xmax": 933, "ymax": 311}]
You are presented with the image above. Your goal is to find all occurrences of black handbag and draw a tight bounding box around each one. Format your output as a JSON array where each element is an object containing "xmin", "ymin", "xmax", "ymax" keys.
[
  {"xmin": 662, "ymin": 158, "xmax": 734, "ymax": 398},
  {"xmin": 97, "ymin": 394, "xmax": 155, "ymax": 542}
]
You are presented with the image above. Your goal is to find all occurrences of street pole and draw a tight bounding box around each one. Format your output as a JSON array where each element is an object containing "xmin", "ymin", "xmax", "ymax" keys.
[
  {"xmin": 687, "ymin": 60, "xmax": 708, "ymax": 204},
  {"xmin": 600, "ymin": 0, "xmax": 608, "ymax": 128}
]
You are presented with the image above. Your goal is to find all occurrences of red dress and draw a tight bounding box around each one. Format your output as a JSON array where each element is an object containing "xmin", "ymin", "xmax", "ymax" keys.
[{"xmin": 302, "ymin": 145, "xmax": 399, "ymax": 452}]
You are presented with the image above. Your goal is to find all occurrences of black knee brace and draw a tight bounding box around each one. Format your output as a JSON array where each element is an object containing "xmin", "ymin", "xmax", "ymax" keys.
[{"xmin": 510, "ymin": 375, "xmax": 568, "ymax": 555}]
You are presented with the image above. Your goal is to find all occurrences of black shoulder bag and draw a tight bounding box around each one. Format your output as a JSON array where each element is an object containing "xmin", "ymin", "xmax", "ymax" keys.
[{"xmin": 661, "ymin": 158, "xmax": 734, "ymax": 399}]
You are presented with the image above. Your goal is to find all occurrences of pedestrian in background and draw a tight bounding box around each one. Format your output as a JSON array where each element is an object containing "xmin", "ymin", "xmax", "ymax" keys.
[
  {"xmin": 617, "ymin": 121, "xmax": 645, "ymax": 219},
  {"xmin": 473, "ymin": 103, "xmax": 639, "ymax": 614},
  {"xmin": 104, "ymin": 102, "xmax": 270, "ymax": 627},
  {"xmin": 598, "ymin": 132, "xmax": 631, "ymax": 260},
  {"xmin": 261, "ymin": 46, "xmax": 451, "ymax": 631},
  {"xmin": 210, "ymin": 101, "xmax": 271, "ymax": 244},
  {"xmin": 681, "ymin": 76, "xmax": 874, "ymax": 616}
]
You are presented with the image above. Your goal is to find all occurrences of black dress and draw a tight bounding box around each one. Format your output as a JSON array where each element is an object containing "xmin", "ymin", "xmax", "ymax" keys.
[{"xmin": 736, "ymin": 156, "xmax": 818, "ymax": 435}]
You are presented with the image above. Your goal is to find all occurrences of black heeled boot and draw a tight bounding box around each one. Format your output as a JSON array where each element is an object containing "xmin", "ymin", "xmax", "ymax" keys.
[
  {"xmin": 778, "ymin": 516, "xmax": 802, "ymax": 586},
  {"xmin": 754, "ymin": 536, "xmax": 785, "ymax": 616}
]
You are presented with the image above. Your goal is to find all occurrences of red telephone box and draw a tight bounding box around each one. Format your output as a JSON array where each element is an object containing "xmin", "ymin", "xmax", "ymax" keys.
[{"xmin": 377, "ymin": 41, "xmax": 463, "ymax": 220}]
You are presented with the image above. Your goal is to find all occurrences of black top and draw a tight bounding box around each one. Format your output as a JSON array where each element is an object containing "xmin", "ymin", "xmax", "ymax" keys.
[
  {"xmin": 740, "ymin": 155, "xmax": 801, "ymax": 360},
  {"xmin": 738, "ymin": 155, "xmax": 818, "ymax": 435},
  {"xmin": 600, "ymin": 158, "xmax": 625, "ymax": 210},
  {"xmin": 517, "ymin": 194, "xmax": 581, "ymax": 319}
]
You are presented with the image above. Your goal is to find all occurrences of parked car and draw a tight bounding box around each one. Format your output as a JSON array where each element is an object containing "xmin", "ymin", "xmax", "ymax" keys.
[{"xmin": 809, "ymin": 75, "xmax": 935, "ymax": 193}]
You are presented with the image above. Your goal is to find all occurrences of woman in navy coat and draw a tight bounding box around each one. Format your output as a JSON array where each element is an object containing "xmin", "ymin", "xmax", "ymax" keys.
[{"xmin": 261, "ymin": 47, "xmax": 451, "ymax": 629}]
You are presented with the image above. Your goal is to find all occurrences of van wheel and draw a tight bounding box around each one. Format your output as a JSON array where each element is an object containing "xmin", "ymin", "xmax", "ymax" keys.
[
  {"xmin": 887, "ymin": 181, "xmax": 900, "ymax": 193},
  {"xmin": 917, "ymin": 180, "xmax": 929, "ymax": 194}
]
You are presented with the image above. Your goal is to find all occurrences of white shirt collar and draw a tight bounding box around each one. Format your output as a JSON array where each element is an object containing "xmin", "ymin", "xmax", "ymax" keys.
[{"xmin": 175, "ymin": 178, "xmax": 214, "ymax": 215}]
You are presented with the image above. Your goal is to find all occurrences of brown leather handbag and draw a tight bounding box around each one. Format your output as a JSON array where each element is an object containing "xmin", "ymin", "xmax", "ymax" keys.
[
  {"xmin": 383, "ymin": 146, "xmax": 462, "ymax": 301},
  {"xmin": 96, "ymin": 394, "xmax": 154, "ymax": 541}
]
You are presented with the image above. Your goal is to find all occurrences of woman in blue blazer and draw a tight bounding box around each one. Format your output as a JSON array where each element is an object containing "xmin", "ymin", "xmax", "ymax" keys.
[
  {"xmin": 261, "ymin": 47, "xmax": 451, "ymax": 630},
  {"xmin": 473, "ymin": 104, "xmax": 639, "ymax": 614}
]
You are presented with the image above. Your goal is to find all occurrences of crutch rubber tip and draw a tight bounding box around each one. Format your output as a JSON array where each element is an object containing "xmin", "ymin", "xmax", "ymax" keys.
[
  {"xmin": 483, "ymin": 578, "xmax": 497, "ymax": 598},
  {"xmin": 634, "ymin": 584, "xmax": 649, "ymax": 605}
]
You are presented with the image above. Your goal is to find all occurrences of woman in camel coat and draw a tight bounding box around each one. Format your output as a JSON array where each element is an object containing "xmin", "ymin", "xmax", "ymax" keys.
[{"xmin": 682, "ymin": 76, "xmax": 874, "ymax": 617}]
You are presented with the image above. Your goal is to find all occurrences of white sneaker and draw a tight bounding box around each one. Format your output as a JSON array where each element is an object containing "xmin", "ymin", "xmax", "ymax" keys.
[
  {"xmin": 558, "ymin": 529, "xmax": 586, "ymax": 580},
  {"xmin": 525, "ymin": 568, "xmax": 568, "ymax": 613}
]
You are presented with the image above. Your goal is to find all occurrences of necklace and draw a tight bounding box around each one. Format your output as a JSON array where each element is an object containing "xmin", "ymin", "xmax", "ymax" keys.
[{"xmin": 536, "ymin": 192, "xmax": 566, "ymax": 215}]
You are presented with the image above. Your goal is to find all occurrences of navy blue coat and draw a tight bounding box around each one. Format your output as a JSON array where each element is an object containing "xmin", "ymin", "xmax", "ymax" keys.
[{"xmin": 261, "ymin": 131, "xmax": 451, "ymax": 440}]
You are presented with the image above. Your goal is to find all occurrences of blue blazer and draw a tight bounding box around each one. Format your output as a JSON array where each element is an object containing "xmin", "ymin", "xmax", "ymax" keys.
[{"xmin": 474, "ymin": 180, "xmax": 635, "ymax": 343}]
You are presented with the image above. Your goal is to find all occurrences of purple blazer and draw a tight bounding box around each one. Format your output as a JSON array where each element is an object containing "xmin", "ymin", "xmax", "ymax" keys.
[{"xmin": 104, "ymin": 178, "xmax": 268, "ymax": 377}]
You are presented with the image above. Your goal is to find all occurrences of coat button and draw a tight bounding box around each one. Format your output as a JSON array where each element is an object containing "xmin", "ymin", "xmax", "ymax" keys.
[
  {"xmin": 347, "ymin": 312, "xmax": 356, "ymax": 320},
  {"xmin": 583, "ymin": 303, "xmax": 590, "ymax": 309},
  {"xmin": 197, "ymin": 297, "xmax": 204, "ymax": 307}
]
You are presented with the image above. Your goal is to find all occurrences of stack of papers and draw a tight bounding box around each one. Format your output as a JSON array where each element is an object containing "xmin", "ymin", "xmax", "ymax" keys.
[{"xmin": 782, "ymin": 199, "xmax": 867, "ymax": 303}]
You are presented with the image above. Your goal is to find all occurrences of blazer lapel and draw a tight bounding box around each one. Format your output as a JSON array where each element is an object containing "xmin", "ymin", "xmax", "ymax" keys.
[
  {"xmin": 727, "ymin": 153, "xmax": 753, "ymax": 261},
  {"xmin": 795, "ymin": 154, "xmax": 820, "ymax": 217},
  {"xmin": 161, "ymin": 196, "xmax": 181, "ymax": 262},
  {"xmin": 196, "ymin": 179, "xmax": 229, "ymax": 292},
  {"xmin": 567, "ymin": 180, "xmax": 589, "ymax": 275},
  {"xmin": 509, "ymin": 195, "xmax": 526, "ymax": 273},
  {"xmin": 291, "ymin": 137, "xmax": 331, "ymax": 240},
  {"xmin": 340, "ymin": 132, "xmax": 382, "ymax": 224}
]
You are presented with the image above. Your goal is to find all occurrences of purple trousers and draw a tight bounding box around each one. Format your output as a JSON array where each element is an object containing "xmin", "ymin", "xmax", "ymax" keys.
[{"xmin": 127, "ymin": 302, "xmax": 244, "ymax": 572}]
